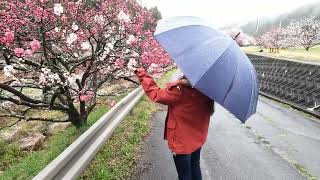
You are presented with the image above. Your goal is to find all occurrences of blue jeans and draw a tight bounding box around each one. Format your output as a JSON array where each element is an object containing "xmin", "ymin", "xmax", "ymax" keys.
[{"xmin": 173, "ymin": 148, "xmax": 202, "ymax": 180}]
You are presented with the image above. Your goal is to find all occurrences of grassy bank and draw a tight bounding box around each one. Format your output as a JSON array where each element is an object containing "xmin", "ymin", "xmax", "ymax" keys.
[
  {"xmin": 79, "ymin": 69, "xmax": 176, "ymax": 179},
  {"xmin": 242, "ymin": 46, "xmax": 320, "ymax": 63},
  {"xmin": 0, "ymin": 69, "xmax": 175, "ymax": 179},
  {"xmin": 0, "ymin": 107, "xmax": 108, "ymax": 180}
]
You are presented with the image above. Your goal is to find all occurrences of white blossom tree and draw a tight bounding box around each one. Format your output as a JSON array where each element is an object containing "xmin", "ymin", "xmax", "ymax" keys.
[
  {"xmin": 286, "ymin": 17, "xmax": 320, "ymax": 51},
  {"xmin": 257, "ymin": 27, "xmax": 288, "ymax": 53}
]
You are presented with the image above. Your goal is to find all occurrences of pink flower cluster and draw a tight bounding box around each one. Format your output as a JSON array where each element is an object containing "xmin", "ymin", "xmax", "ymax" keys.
[
  {"xmin": 114, "ymin": 59, "xmax": 125, "ymax": 68},
  {"xmin": 13, "ymin": 39, "xmax": 41, "ymax": 57},
  {"xmin": 1, "ymin": 31, "xmax": 14, "ymax": 45},
  {"xmin": 79, "ymin": 91, "xmax": 94, "ymax": 102},
  {"xmin": 110, "ymin": 100, "xmax": 117, "ymax": 107}
]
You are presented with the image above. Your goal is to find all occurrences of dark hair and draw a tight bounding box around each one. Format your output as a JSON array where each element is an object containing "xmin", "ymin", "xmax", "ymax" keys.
[
  {"xmin": 179, "ymin": 75, "xmax": 192, "ymax": 87},
  {"xmin": 180, "ymin": 75, "xmax": 187, "ymax": 80}
]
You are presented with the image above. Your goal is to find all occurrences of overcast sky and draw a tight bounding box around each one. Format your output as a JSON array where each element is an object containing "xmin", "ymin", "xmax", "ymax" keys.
[{"xmin": 143, "ymin": 0, "xmax": 320, "ymax": 27}]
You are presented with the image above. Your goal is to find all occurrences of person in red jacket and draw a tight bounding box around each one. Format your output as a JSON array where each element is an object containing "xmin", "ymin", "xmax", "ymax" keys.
[{"xmin": 134, "ymin": 68, "xmax": 214, "ymax": 180}]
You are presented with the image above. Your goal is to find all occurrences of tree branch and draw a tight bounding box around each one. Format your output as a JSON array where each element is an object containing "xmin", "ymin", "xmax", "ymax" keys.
[
  {"xmin": 0, "ymin": 114, "xmax": 69, "ymax": 123},
  {"xmin": 0, "ymin": 83, "xmax": 44, "ymax": 104},
  {"xmin": 120, "ymin": 76, "xmax": 139, "ymax": 85},
  {"xmin": 0, "ymin": 95, "xmax": 68, "ymax": 111}
]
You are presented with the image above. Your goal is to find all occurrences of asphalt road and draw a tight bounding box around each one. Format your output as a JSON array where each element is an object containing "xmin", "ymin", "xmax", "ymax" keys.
[{"xmin": 130, "ymin": 95, "xmax": 320, "ymax": 180}]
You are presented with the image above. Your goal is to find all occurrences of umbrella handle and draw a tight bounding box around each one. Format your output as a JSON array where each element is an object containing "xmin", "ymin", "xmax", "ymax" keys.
[{"xmin": 233, "ymin": 32, "xmax": 241, "ymax": 40}]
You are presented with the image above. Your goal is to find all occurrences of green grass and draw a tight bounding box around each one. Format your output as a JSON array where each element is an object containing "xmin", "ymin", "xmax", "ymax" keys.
[
  {"xmin": 0, "ymin": 106, "xmax": 109, "ymax": 180},
  {"xmin": 79, "ymin": 95, "xmax": 157, "ymax": 179},
  {"xmin": 242, "ymin": 46, "xmax": 320, "ymax": 63},
  {"xmin": 79, "ymin": 69, "xmax": 176, "ymax": 180},
  {"xmin": 0, "ymin": 141, "xmax": 22, "ymax": 172}
]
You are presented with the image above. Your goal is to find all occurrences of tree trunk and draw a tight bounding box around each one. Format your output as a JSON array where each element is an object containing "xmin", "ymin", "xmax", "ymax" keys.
[
  {"xmin": 42, "ymin": 87, "xmax": 50, "ymax": 102},
  {"xmin": 68, "ymin": 106, "xmax": 88, "ymax": 127}
]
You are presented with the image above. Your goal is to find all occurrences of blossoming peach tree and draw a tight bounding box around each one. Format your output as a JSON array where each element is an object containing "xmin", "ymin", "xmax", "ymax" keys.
[
  {"xmin": 0, "ymin": 0, "xmax": 171, "ymax": 127},
  {"xmin": 256, "ymin": 16, "xmax": 320, "ymax": 52}
]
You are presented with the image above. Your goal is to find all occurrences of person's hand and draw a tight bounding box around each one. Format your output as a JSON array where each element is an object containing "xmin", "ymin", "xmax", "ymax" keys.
[
  {"xmin": 152, "ymin": 73, "xmax": 163, "ymax": 80},
  {"xmin": 128, "ymin": 66, "xmax": 137, "ymax": 72}
]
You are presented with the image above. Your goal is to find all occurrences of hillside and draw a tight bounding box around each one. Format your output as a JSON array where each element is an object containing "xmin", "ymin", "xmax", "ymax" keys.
[{"xmin": 241, "ymin": 2, "xmax": 320, "ymax": 37}]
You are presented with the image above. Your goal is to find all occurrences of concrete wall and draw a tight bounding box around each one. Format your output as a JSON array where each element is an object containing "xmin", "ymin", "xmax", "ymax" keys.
[{"xmin": 248, "ymin": 54, "xmax": 320, "ymax": 118}]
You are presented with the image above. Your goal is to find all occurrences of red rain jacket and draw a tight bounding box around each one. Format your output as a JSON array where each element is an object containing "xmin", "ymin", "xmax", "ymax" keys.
[{"xmin": 136, "ymin": 68, "xmax": 214, "ymax": 154}]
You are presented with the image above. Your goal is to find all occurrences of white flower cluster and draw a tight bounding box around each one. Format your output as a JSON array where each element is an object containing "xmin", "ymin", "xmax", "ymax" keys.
[
  {"xmin": 126, "ymin": 35, "xmax": 136, "ymax": 45},
  {"xmin": 3, "ymin": 65, "xmax": 15, "ymax": 77},
  {"xmin": 66, "ymin": 73, "xmax": 83, "ymax": 86},
  {"xmin": 131, "ymin": 51, "xmax": 139, "ymax": 57},
  {"xmin": 147, "ymin": 63, "xmax": 158, "ymax": 73},
  {"xmin": 72, "ymin": 22, "xmax": 79, "ymax": 31},
  {"xmin": 103, "ymin": 42, "xmax": 114, "ymax": 54},
  {"xmin": 125, "ymin": 49, "xmax": 130, "ymax": 54},
  {"xmin": 75, "ymin": 0, "xmax": 82, "ymax": 6},
  {"xmin": 81, "ymin": 41, "xmax": 91, "ymax": 50},
  {"xmin": 104, "ymin": 33, "xmax": 111, "ymax": 39},
  {"xmin": 94, "ymin": 15, "xmax": 105, "ymax": 24},
  {"xmin": 98, "ymin": 66, "xmax": 111, "ymax": 75},
  {"xmin": 66, "ymin": 33, "xmax": 78, "ymax": 46},
  {"xmin": 114, "ymin": 70, "xmax": 131, "ymax": 78},
  {"xmin": 39, "ymin": 68, "xmax": 61, "ymax": 86},
  {"xmin": 117, "ymin": 11, "xmax": 130, "ymax": 23},
  {"xmin": 127, "ymin": 58, "xmax": 138, "ymax": 71},
  {"xmin": 54, "ymin": 4, "xmax": 64, "ymax": 16},
  {"xmin": 55, "ymin": 27, "xmax": 60, "ymax": 32},
  {"xmin": 107, "ymin": 43, "xmax": 114, "ymax": 50}
]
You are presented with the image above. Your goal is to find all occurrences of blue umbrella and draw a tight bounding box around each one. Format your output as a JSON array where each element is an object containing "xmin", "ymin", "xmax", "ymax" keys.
[{"xmin": 154, "ymin": 16, "xmax": 259, "ymax": 122}]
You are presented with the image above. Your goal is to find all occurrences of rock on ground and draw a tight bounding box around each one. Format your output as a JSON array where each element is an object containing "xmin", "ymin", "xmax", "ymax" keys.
[
  {"xmin": 46, "ymin": 122, "xmax": 72, "ymax": 136},
  {"xmin": 19, "ymin": 132, "xmax": 46, "ymax": 150},
  {"xmin": 0, "ymin": 126, "xmax": 22, "ymax": 142}
]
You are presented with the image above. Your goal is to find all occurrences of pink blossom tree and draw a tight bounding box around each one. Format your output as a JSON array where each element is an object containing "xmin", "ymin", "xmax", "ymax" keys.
[
  {"xmin": 257, "ymin": 27, "xmax": 288, "ymax": 53},
  {"xmin": 285, "ymin": 17, "xmax": 320, "ymax": 51},
  {"xmin": 225, "ymin": 29, "xmax": 256, "ymax": 47},
  {"xmin": 0, "ymin": 0, "xmax": 171, "ymax": 127}
]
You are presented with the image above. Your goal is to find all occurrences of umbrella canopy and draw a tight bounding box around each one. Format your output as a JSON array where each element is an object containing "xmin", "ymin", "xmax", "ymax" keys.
[{"xmin": 154, "ymin": 16, "xmax": 259, "ymax": 122}]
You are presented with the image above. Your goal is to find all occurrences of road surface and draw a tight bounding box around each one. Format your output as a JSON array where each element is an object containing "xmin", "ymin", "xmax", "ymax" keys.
[{"xmin": 130, "ymin": 96, "xmax": 320, "ymax": 180}]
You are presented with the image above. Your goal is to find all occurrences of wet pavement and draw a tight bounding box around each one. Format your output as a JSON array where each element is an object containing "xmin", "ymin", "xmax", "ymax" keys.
[{"xmin": 131, "ymin": 96, "xmax": 320, "ymax": 180}]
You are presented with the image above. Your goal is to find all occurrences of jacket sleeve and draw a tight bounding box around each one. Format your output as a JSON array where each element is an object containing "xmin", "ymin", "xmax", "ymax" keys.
[{"xmin": 135, "ymin": 68, "xmax": 182, "ymax": 105}]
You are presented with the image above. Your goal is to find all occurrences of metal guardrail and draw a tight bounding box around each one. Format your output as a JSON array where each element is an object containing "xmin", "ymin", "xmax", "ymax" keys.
[
  {"xmin": 247, "ymin": 54, "xmax": 320, "ymax": 119},
  {"xmin": 33, "ymin": 87, "xmax": 144, "ymax": 180}
]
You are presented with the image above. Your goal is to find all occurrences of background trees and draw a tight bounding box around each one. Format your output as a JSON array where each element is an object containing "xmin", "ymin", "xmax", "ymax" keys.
[
  {"xmin": 286, "ymin": 17, "xmax": 320, "ymax": 51},
  {"xmin": 256, "ymin": 17, "xmax": 320, "ymax": 52}
]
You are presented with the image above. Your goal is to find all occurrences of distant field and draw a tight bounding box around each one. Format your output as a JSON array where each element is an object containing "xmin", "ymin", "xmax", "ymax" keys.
[{"xmin": 241, "ymin": 46, "xmax": 320, "ymax": 63}]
